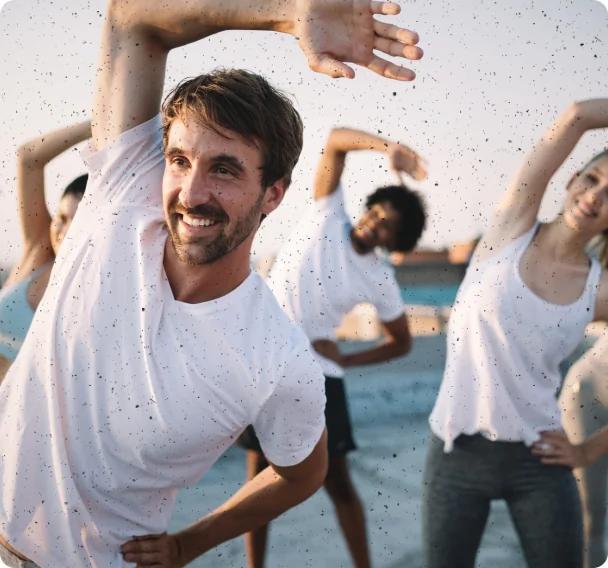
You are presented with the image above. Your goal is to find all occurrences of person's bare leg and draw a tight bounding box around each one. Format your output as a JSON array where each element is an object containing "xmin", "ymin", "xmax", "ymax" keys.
[
  {"xmin": 243, "ymin": 450, "xmax": 269, "ymax": 568},
  {"xmin": 323, "ymin": 455, "xmax": 371, "ymax": 568}
]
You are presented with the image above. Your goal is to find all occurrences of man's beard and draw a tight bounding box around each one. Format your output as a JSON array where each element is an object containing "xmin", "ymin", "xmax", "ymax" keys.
[
  {"xmin": 350, "ymin": 226, "xmax": 374, "ymax": 254},
  {"xmin": 168, "ymin": 194, "xmax": 264, "ymax": 266}
]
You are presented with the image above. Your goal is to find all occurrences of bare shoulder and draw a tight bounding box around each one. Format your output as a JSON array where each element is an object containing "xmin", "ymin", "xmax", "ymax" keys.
[
  {"xmin": 3, "ymin": 246, "xmax": 53, "ymax": 289},
  {"xmin": 470, "ymin": 218, "xmax": 537, "ymax": 265}
]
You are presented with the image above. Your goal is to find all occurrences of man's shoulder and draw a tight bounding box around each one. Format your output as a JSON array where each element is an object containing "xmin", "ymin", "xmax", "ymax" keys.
[{"xmin": 247, "ymin": 274, "xmax": 312, "ymax": 345}]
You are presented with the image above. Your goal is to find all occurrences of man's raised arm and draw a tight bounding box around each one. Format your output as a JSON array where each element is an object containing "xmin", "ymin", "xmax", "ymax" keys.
[
  {"xmin": 314, "ymin": 127, "xmax": 427, "ymax": 200},
  {"xmin": 93, "ymin": 0, "xmax": 423, "ymax": 150}
]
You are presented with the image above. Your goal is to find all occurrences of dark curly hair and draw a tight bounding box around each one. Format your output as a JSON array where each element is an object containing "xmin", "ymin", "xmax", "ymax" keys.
[
  {"xmin": 365, "ymin": 185, "xmax": 426, "ymax": 252},
  {"xmin": 61, "ymin": 174, "xmax": 88, "ymax": 199}
]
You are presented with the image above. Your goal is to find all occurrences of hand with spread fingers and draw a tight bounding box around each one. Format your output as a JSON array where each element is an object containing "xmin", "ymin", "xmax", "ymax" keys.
[
  {"xmin": 121, "ymin": 533, "xmax": 183, "ymax": 568},
  {"xmin": 388, "ymin": 143, "xmax": 428, "ymax": 181},
  {"xmin": 531, "ymin": 430, "xmax": 590, "ymax": 469},
  {"xmin": 293, "ymin": 0, "xmax": 423, "ymax": 80}
]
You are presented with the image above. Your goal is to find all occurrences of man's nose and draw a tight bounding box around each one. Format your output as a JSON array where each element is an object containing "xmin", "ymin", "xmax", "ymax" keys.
[{"xmin": 179, "ymin": 172, "xmax": 213, "ymax": 209}]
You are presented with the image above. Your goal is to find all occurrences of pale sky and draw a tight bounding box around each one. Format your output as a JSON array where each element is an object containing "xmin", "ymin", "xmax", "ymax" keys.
[{"xmin": 1, "ymin": 0, "xmax": 607, "ymax": 270}]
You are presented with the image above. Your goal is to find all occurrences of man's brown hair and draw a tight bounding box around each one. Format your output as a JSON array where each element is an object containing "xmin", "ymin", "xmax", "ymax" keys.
[{"xmin": 162, "ymin": 68, "xmax": 303, "ymax": 189}]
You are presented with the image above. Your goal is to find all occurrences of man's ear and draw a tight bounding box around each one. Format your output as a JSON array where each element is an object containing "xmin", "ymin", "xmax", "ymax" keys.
[{"xmin": 261, "ymin": 178, "xmax": 287, "ymax": 216}]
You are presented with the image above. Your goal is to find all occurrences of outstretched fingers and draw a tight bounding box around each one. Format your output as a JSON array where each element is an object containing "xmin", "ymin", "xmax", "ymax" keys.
[
  {"xmin": 371, "ymin": 1, "xmax": 401, "ymax": 15},
  {"xmin": 367, "ymin": 54, "xmax": 415, "ymax": 81},
  {"xmin": 374, "ymin": 21, "xmax": 419, "ymax": 47},
  {"xmin": 307, "ymin": 53, "xmax": 355, "ymax": 79},
  {"xmin": 374, "ymin": 37, "xmax": 423, "ymax": 60},
  {"xmin": 370, "ymin": 19, "xmax": 421, "ymax": 80}
]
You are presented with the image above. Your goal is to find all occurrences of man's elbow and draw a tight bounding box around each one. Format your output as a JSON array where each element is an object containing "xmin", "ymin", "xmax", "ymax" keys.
[
  {"xmin": 325, "ymin": 129, "xmax": 349, "ymax": 155},
  {"xmin": 105, "ymin": 0, "xmax": 140, "ymax": 31},
  {"xmin": 16, "ymin": 144, "xmax": 35, "ymax": 167},
  {"xmin": 106, "ymin": 0, "xmax": 125, "ymax": 23}
]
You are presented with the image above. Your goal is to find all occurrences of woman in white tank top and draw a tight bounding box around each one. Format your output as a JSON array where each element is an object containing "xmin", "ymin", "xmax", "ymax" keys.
[{"xmin": 423, "ymin": 99, "xmax": 608, "ymax": 568}]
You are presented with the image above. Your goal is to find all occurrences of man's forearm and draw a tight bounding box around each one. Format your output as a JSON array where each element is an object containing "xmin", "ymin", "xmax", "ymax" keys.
[
  {"xmin": 108, "ymin": 0, "xmax": 295, "ymax": 50},
  {"xmin": 342, "ymin": 338, "xmax": 410, "ymax": 367},
  {"xmin": 314, "ymin": 337, "xmax": 410, "ymax": 368},
  {"xmin": 327, "ymin": 127, "xmax": 393, "ymax": 156},
  {"xmin": 176, "ymin": 458, "xmax": 325, "ymax": 564},
  {"xmin": 94, "ymin": 0, "xmax": 296, "ymax": 148}
]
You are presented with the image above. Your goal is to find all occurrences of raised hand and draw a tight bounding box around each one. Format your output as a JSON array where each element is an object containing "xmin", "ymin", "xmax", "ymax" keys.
[
  {"xmin": 388, "ymin": 143, "xmax": 427, "ymax": 181},
  {"xmin": 121, "ymin": 533, "xmax": 183, "ymax": 568},
  {"xmin": 292, "ymin": 0, "xmax": 422, "ymax": 81}
]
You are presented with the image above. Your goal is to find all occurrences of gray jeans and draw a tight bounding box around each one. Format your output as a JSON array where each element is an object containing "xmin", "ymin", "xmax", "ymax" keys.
[
  {"xmin": 422, "ymin": 433, "xmax": 583, "ymax": 568},
  {"xmin": 0, "ymin": 543, "xmax": 39, "ymax": 568}
]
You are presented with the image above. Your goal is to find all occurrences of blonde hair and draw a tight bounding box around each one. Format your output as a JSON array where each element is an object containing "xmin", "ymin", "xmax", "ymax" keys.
[
  {"xmin": 588, "ymin": 233, "xmax": 608, "ymax": 268},
  {"xmin": 584, "ymin": 150, "xmax": 608, "ymax": 267}
]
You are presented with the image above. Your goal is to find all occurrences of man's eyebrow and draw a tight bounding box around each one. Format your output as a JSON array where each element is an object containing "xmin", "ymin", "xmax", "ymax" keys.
[
  {"xmin": 211, "ymin": 154, "xmax": 246, "ymax": 174},
  {"xmin": 164, "ymin": 146, "xmax": 185, "ymax": 159},
  {"xmin": 163, "ymin": 149, "xmax": 247, "ymax": 172}
]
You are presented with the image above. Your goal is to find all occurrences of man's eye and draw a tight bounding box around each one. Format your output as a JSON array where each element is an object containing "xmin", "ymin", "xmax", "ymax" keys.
[
  {"xmin": 171, "ymin": 157, "xmax": 188, "ymax": 168},
  {"xmin": 215, "ymin": 165, "xmax": 234, "ymax": 176}
]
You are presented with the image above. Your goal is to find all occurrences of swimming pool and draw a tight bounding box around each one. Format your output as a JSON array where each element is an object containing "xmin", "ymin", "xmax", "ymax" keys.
[{"xmin": 400, "ymin": 283, "xmax": 459, "ymax": 307}]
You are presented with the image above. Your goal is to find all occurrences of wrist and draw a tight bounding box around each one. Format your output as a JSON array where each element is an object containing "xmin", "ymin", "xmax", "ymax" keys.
[{"xmin": 173, "ymin": 526, "xmax": 209, "ymax": 566}]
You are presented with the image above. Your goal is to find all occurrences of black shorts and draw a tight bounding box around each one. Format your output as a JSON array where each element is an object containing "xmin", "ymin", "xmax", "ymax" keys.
[{"xmin": 237, "ymin": 376, "xmax": 357, "ymax": 456}]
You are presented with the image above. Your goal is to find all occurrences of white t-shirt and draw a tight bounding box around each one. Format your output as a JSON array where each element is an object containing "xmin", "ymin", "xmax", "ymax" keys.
[
  {"xmin": 0, "ymin": 116, "xmax": 325, "ymax": 568},
  {"xmin": 268, "ymin": 187, "xmax": 404, "ymax": 377},
  {"xmin": 429, "ymin": 223, "xmax": 601, "ymax": 452}
]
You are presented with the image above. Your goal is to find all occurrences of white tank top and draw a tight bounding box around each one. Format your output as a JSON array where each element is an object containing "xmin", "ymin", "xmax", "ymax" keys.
[{"xmin": 430, "ymin": 223, "xmax": 602, "ymax": 452}]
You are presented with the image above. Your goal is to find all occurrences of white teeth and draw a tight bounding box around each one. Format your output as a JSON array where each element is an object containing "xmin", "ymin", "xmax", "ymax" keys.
[{"xmin": 182, "ymin": 215, "xmax": 217, "ymax": 227}]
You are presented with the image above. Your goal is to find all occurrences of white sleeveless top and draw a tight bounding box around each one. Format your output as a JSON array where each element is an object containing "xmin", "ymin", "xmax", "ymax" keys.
[{"xmin": 430, "ymin": 223, "xmax": 602, "ymax": 452}]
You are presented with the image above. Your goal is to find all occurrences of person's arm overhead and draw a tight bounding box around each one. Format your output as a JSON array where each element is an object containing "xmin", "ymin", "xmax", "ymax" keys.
[
  {"xmin": 15, "ymin": 121, "xmax": 91, "ymax": 261},
  {"xmin": 120, "ymin": 431, "xmax": 328, "ymax": 567},
  {"xmin": 476, "ymin": 99, "xmax": 608, "ymax": 262},
  {"xmin": 94, "ymin": 0, "xmax": 423, "ymax": 151},
  {"xmin": 313, "ymin": 127, "xmax": 427, "ymax": 201},
  {"xmin": 313, "ymin": 313, "xmax": 411, "ymax": 367}
]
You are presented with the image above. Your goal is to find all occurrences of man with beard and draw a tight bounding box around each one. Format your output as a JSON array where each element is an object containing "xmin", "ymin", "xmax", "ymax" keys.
[
  {"xmin": 240, "ymin": 127, "xmax": 427, "ymax": 568},
  {"xmin": 0, "ymin": 0, "xmax": 423, "ymax": 567}
]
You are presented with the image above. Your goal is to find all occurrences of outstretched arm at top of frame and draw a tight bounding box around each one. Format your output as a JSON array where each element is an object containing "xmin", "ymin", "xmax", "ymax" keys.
[
  {"xmin": 93, "ymin": 0, "xmax": 422, "ymax": 152},
  {"xmin": 314, "ymin": 127, "xmax": 427, "ymax": 200}
]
